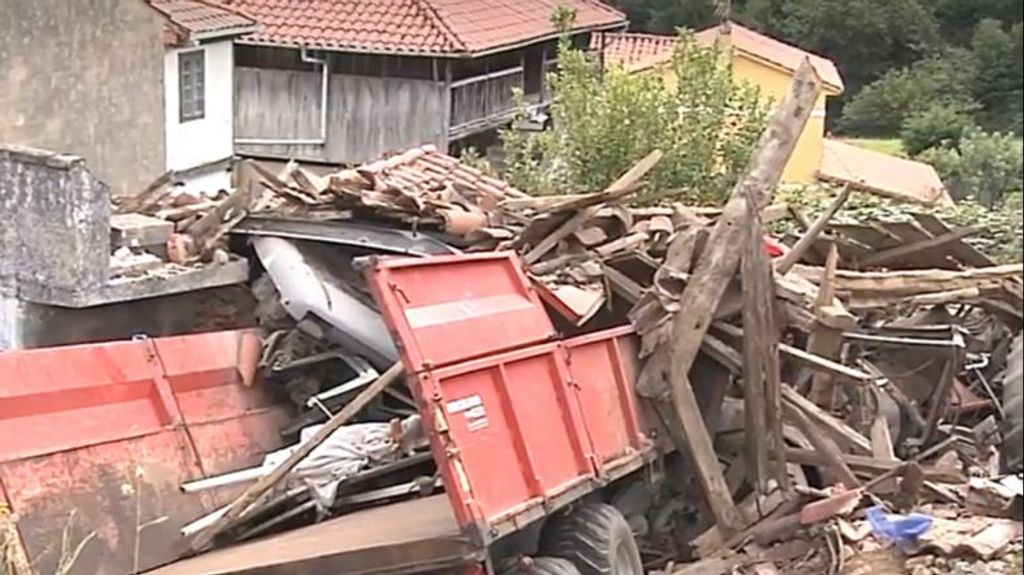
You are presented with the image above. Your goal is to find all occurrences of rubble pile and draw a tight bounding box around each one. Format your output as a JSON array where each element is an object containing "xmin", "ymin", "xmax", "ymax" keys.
[{"xmin": 91, "ymin": 65, "xmax": 1022, "ymax": 575}]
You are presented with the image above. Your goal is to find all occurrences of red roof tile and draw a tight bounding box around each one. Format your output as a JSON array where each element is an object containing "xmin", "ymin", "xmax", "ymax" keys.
[
  {"xmin": 150, "ymin": 0, "xmax": 258, "ymax": 38},
  {"xmin": 695, "ymin": 23, "xmax": 844, "ymax": 92},
  {"xmin": 592, "ymin": 32, "xmax": 676, "ymax": 73},
  {"xmin": 222, "ymin": 0, "xmax": 626, "ymax": 55},
  {"xmin": 819, "ymin": 139, "xmax": 953, "ymax": 206}
]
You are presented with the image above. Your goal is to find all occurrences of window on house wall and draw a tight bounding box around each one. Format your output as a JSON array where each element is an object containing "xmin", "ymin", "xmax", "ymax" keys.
[{"xmin": 179, "ymin": 50, "xmax": 205, "ymax": 122}]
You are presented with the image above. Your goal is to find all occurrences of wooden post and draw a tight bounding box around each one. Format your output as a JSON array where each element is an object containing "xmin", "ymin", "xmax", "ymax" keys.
[
  {"xmin": 807, "ymin": 244, "xmax": 844, "ymax": 407},
  {"xmin": 190, "ymin": 362, "xmax": 404, "ymax": 551},
  {"xmin": 661, "ymin": 61, "xmax": 823, "ymax": 534}
]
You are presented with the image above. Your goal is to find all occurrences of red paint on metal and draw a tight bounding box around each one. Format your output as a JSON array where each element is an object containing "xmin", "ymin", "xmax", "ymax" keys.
[
  {"xmin": 0, "ymin": 329, "xmax": 289, "ymax": 574},
  {"xmin": 368, "ymin": 253, "xmax": 650, "ymax": 540},
  {"xmin": 369, "ymin": 252, "xmax": 557, "ymax": 371}
]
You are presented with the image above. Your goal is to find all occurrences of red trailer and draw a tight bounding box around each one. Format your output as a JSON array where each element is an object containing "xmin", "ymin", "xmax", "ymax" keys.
[{"xmin": 148, "ymin": 252, "xmax": 658, "ymax": 575}]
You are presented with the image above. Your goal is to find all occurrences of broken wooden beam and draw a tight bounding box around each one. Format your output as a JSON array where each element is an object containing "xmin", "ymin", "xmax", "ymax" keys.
[
  {"xmin": 659, "ymin": 61, "xmax": 822, "ymax": 535},
  {"xmin": 190, "ymin": 362, "xmax": 404, "ymax": 551},
  {"xmin": 807, "ymin": 243, "xmax": 844, "ymax": 407},
  {"xmin": 775, "ymin": 184, "xmax": 850, "ymax": 274},
  {"xmin": 859, "ymin": 224, "xmax": 986, "ymax": 268}
]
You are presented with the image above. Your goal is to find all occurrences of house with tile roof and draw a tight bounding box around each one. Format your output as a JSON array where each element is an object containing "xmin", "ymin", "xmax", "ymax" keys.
[
  {"xmin": 594, "ymin": 23, "xmax": 952, "ymax": 205},
  {"xmin": 0, "ymin": 0, "xmax": 256, "ymax": 196},
  {"xmin": 221, "ymin": 0, "xmax": 626, "ymax": 164}
]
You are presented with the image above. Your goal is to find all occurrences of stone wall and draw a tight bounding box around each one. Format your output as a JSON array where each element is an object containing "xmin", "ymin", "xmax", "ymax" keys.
[{"xmin": 0, "ymin": 0, "xmax": 167, "ymax": 196}]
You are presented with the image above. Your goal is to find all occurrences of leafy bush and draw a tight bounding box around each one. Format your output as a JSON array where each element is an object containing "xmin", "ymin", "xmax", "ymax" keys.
[
  {"xmin": 899, "ymin": 100, "xmax": 976, "ymax": 156},
  {"xmin": 500, "ymin": 27, "xmax": 768, "ymax": 205},
  {"xmin": 918, "ymin": 127, "xmax": 1024, "ymax": 206},
  {"xmin": 775, "ymin": 184, "xmax": 1023, "ymax": 263},
  {"xmin": 970, "ymin": 19, "xmax": 1023, "ymax": 133},
  {"xmin": 838, "ymin": 52, "xmax": 978, "ymax": 136}
]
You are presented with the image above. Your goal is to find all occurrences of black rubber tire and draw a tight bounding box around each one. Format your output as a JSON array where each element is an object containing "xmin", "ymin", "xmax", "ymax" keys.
[
  {"xmin": 539, "ymin": 503, "xmax": 644, "ymax": 575},
  {"xmin": 1001, "ymin": 333, "xmax": 1023, "ymax": 473},
  {"xmin": 497, "ymin": 557, "xmax": 583, "ymax": 575}
]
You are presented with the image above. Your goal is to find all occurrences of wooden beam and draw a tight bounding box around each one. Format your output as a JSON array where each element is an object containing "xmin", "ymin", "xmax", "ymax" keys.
[
  {"xmin": 776, "ymin": 185, "xmax": 851, "ymax": 274},
  {"xmin": 783, "ymin": 399, "xmax": 861, "ymax": 488},
  {"xmin": 860, "ymin": 224, "xmax": 985, "ymax": 268},
  {"xmin": 779, "ymin": 343, "xmax": 873, "ymax": 384},
  {"xmin": 741, "ymin": 208, "xmax": 770, "ymax": 491},
  {"xmin": 190, "ymin": 362, "xmax": 404, "ymax": 551},
  {"xmin": 660, "ymin": 61, "xmax": 822, "ymax": 534},
  {"xmin": 521, "ymin": 150, "xmax": 662, "ymax": 264},
  {"xmin": 808, "ymin": 244, "xmax": 844, "ymax": 407},
  {"xmin": 781, "ymin": 385, "xmax": 873, "ymax": 454},
  {"xmin": 792, "ymin": 263, "xmax": 1023, "ymax": 298}
]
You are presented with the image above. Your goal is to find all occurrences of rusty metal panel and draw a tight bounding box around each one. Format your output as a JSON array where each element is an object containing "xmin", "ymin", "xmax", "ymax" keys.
[
  {"xmin": 367, "ymin": 252, "xmax": 557, "ymax": 372},
  {"xmin": 0, "ymin": 329, "xmax": 289, "ymax": 575}
]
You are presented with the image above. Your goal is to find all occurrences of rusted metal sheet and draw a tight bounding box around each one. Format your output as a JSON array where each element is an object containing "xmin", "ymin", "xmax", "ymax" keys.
[
  {"xmin": 368, "ymin": 252, "xmax": 558, "ymax": 371},
  {"xmin": 367, "ymin": 253, "xmax": 650, "ymax": 542},
  {"xmin": 0, "ymin": 329, "xmax": 289, "ymax": 575}
]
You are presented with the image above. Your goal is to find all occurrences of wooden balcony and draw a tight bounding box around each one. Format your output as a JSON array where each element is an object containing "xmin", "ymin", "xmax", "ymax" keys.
[{"xmin": 449, "ymin": 66, "xmax": 545, "ymax": 140}]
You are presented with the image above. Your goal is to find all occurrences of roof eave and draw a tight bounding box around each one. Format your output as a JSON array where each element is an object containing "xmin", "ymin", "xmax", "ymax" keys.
[
  {"xmin": 236, "ymin": 19, "xmax": 628, "ymax": 60},
  {"xmin": 190, "ymin": 24, "xmax": 260, "ymax": 42},
  {"xmin": 733, "ymin": 48, "xmax": 844, "ymax": 95}
]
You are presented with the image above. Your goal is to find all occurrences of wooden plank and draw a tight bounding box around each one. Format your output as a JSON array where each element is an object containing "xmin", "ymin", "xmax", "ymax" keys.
[
  {"xmin": 600, "ymin": 261, "xmax": 646, "ymax": 304},
  {"xmin": 860, "ymin": 225, "xmax": 985, "ymax": 268},
  {"xmin": 521, "ymin": 150, "xmax": 662, "ymax": 265},
  {"xmin": 190, "ymin": 363, "xmax": 404, "ymax": 551},
  {"xmin": 776, "ymin": 185, "xmax": 850, "ymax": 274},
  {"xmin": 783, "ymin": 399, "xmax": 862, "ymax": 488},
  {"xmin": 660, "ymin": 62, "xmax": 823, "ymax": 535},
  {"xmin": 871, "ymin": 415, "xmax": 898, "ymax": 492},
  {"xmin": 792, "ymin": 263, "xmax": 1023, "ymax": 298},
  {"xmin": 808, "ymin": 244, "xmax": 844, "ymax": 407},
  {"xmin": 913, "ymin": 212, "xmax": 995, "ymax": 267},
  {"xmin": 741, "ymin": 207, "xmax": 770, "ymax": 491},
  {"xmin": 877, "ymin": 219, "xmax": 953, "ymax": 268},
  {"xmin": 781, "ymin": 385, "xmax": 873, "ymax": 455},
  {"xmin": 828, "ymin": 222, "xmax": 901, "ymax": 251},
  {"xmin": 779, "ymin": 343, "xmax": 873, "ymax": 384}
]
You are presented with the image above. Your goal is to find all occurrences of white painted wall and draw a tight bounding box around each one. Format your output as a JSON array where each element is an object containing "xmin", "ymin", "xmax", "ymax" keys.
[
  {"xmin": 164, "ymin": 40, "xmax": 234, "ymax": 191},
  {"xmin": 0, "ymin": 296, "xmax": 22, "ymax": 350}
]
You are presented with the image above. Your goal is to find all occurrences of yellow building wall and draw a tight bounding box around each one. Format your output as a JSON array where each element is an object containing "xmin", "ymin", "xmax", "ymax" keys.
[
  {"xmin": 731, "ymin": 55, "xmax": 828, "ymax": 183},
  {"xmin": 644, "ymin": 49, "xmax": 833, "ymax": 183}
]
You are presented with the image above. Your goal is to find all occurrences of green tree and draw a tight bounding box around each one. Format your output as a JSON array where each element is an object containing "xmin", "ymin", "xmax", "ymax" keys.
[
  {"xmin": 918, "ymin": 127, "xmax": 1024, "ymax": 206},
  {"xmin": 612, "ymin": 0, "xmax": 718, "ymax": 33},
  {"xmin": 501, "ymin": 30, "xmax": 768, "ymax": 205},
  {"xmin": 900, "ymin": 101, "xmax": 977, "ymax": 156},
  {"xmin": 839, "ymin": 52, "xmax": 978, "ymax": 135},
  {"xmin": 970, "ymin": 19, "xmax": 1024, "ymax": 133}
]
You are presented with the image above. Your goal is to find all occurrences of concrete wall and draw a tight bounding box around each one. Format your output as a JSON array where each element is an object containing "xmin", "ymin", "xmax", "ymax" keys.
[
  {"xmin": 234, "ymin": 66, "xmax": 449, "ymax": 163},
  {"xmin": 165, "ymin": 40, "xmax": 235, "ymax": 193},
  {"xmin": 0, "ymin": 0, "xmax": 167, "ymax": 196},
  {"xmin": 0, "ymin": 146, "xmax": 110, "ymax": 304}
]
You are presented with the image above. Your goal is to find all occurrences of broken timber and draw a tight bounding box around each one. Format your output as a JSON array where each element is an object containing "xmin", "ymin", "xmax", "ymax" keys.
[
  {"xmin": 658, "ymin": 60, "xmax": 823, "ymax": 534},
  {"xmin": 190, "ymin": 362, "xmax": 404, "ymax": 551}
]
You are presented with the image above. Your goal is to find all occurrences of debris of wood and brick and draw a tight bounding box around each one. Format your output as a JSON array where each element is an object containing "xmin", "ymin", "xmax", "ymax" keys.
[{"xmin": 112, "ymin": 62, "xmax": 1022, "ymax": 575}]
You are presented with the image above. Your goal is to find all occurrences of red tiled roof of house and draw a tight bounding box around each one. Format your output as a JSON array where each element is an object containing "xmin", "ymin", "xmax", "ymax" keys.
[
  {"xmin": 592, "ymin": 32, "xmax": 676, "ymax": 73},
  {"xmin": 221, "ymin": 0, "xmax": 626, "ymax": 55},
  {"xmin": 695, "ymin": 23, "xmax": 844, "ymax": 92},
  {"xmin": 819, "ymin": 139, "xmax": 953, "ymax": 206},
  {"xmin": 149, "ymin": 0, "xmax": 258, "ymax": 38}
]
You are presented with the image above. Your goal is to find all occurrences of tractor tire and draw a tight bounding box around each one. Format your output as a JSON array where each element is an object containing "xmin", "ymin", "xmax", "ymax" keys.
[
  {"xmin": 497, "ymin": 557, "xmax": 582, "ymax": 575},
  {"xmin": 539, "ymin": 503, "xmax": 644, "ymax": 575},
  {"xmin": 1001, "ymin": 333, "xmax": 1023, "ymax": 473}
]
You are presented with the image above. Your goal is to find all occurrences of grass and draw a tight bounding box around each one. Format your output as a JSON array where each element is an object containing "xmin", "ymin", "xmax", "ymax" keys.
[{"xmin": 842, "ymin": 137, "xmax": 905, "ymax": 156}]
